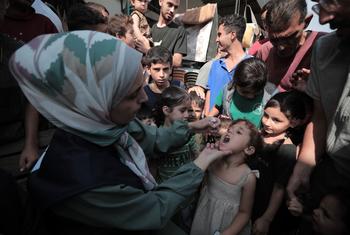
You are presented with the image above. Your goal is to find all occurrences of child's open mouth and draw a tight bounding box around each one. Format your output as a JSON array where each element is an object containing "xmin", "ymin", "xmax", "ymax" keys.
[{"xmin": 223, "ymin": 135, "xmax": 230, "ymax": 143}]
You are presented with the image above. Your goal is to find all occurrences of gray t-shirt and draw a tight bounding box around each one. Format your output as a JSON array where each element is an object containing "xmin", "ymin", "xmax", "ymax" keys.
[
  {"xmin": 151, "ymin": 22, "xmax": 187, "ymax": 56},
  {"xmin": 306, "ymin": 32, "xmax": 350, "ymax": 180}
]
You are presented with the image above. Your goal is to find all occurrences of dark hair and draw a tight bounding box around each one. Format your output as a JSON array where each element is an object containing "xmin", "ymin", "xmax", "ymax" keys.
[
  {"xmin": 229, "ymin": 119, "xmax": 263, "ymax": 158},
  {"xmin": 228, "ymin": 57, "xmax": 267, "ymax": 94},
  {"xmin": 189, "ymin": 91, "xmax": 204, "ymax": 109},
  {"xmin": 86, "ymin": 2, "xmax": 109, "ymax": 16},
  {"xmin": 265, "ymin": 91, "xmax": 310, "ymax": 121},
  {"xmin": 46, "ymin": 0, "xmax": 85, "ymax": 19},
  {"xmin": 154, "ymin": 86, "xmax": 190, "ymax": 126},
  {"xmin": 67, "ymin": 3, "xmax": 108, "ymax": 31},
  {"xmin": 219, "ymin": 14, "xmax": 246, "ymax": 42},
  {"xmin": 266, "ymin": 0, "xmax": 307, "ymax": 32},
  {"xmin": 143, "ymin": 46, "xmax": 173, "ymax": 68},
  {"xmin": 260, "ymin": 1, "xmax": 273, "ymax": 15},
  {"xmin": 107, "ymin": 14, "xmax": 133, "ymax": 37},
  {"xmin": 137, "ymin": 106, "xmax": 154, "ymax": 120}
]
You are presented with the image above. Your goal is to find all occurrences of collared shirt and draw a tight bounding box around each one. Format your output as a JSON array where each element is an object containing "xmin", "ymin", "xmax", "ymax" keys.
[{"xmin": 207, "ymin": 54, "xmax": 251, "ymax": 109}]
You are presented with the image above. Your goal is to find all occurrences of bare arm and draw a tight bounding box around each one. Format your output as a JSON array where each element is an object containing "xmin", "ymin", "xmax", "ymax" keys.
[
  {"xmin": 222, "ymin": 174, "xmax": 256, "ymax": 235},
  {"xmin": 253, "ymin": 184, "xmax": 285, "ymax": 235},
  {"xmin": 208, "ymin": 106, "xmax": 219, "ymax": 117},
  {"xmin": 287, "ymin": 100, "xmax": 326, "ymax": 199},
  {"xmin": 172, "ymin": 53, "xmax": 183, "ymax": 68},
  {"xmin": 19, "ymin": 103, "xmax": 39, "ymax": 171},
  {"xmin": 204, "ymin": 90, "xmax": 211, "ymax": 117}
]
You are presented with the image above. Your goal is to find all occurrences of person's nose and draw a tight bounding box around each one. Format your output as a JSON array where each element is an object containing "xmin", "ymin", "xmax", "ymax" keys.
[
  {"xmin": 169, "ymin": 6, "xmax": 175, "ymax": 14},
  {"xmin": 159, "ymin": 69, "xmax": 165, "ymax": 78}
]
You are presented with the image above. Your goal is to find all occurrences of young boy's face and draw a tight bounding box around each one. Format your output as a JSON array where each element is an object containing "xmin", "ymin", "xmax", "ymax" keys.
[
  {"xmin": 131, "ymin": 0, "xmax": 149, "ymax": 13},
  {"xmin": 147, "ymin": 62, "xmax": 172, "ymax": 88},
  {"xmin": 188, "ymin": 101, "xmax": 203, "ymax": 122}
]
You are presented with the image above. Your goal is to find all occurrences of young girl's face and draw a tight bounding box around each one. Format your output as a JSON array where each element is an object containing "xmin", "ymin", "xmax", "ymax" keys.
[
  {"xmin": 219, "ymin": 122, "xmax": 252, "ymax": 154},
  {"xmin": 312, "ymin": 195, "xmax": 347, "ymax": 235},
  {"xmin": 132, "ymin": 0, "xmax": 149, "ymax": 13},
  {"xmin": 165, "ymin": 99, "xmax": 191, "ymax": 124},
  {"xmin": 261, "ymin": 106, "xmax": 290, "ymax": 136}
]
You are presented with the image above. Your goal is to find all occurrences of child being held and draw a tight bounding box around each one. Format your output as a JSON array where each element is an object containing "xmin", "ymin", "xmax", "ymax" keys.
[
  {"xmin": 142, "ymin": 46, "xmax": 183, "ymax": 114},
  {"xmin": 288, "ymin": 189, "xmax": 350, "ymax": 235},
  {"xmin": 209, "ymin": 57, "xmax": 275, "ymax": 128},
  {"xmin": 130, "ymin": 0, "xmax": 152, "ymax": 49},
  {"xmin": 191, "ymin": 119, "xmax": 262, "ymax": 235}
]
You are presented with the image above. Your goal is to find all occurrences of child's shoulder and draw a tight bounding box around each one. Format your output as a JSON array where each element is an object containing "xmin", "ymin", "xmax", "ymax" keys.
[{"xmin": 131, "ymin": 10, "xmax": 145, "ymax": 18}]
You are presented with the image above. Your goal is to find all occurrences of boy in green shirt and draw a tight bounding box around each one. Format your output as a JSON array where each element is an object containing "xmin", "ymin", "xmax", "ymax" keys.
[{"xmin": 209, "ymin": 57, "xmax": 277, "ymax": 127}]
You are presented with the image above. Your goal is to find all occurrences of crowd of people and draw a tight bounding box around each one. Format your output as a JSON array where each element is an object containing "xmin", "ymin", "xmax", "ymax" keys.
[{"xmin": 0, "ymin": 0, "xmax": 350, "ymax": 234}]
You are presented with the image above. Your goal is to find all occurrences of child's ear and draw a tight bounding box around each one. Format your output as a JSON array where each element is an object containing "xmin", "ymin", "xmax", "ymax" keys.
[
  {"xmin": 162, "ymin": 106, "xmax": 171, "ymax": 116},
  {"xmin": 244, "ymin": 146, "xmax": 255, "ymax": 156}
]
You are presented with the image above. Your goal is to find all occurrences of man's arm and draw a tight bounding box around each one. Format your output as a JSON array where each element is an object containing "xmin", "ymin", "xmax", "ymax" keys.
[
  {"xmin": 287, "ymin": 100, "xmax": 327, "ymax": 199},
  {"xmin": 203, "ymin": 90, "xmax": 211, "ymax": 116},
  {"xmin": 172, "ymin": 53, "xmax": 183, "ymax": 68}
]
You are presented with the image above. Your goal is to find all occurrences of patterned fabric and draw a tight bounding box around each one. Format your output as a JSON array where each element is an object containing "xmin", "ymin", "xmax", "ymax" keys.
[{"xmin": 9, "ymin": 31, "xmax": 157, "ymax": 190}]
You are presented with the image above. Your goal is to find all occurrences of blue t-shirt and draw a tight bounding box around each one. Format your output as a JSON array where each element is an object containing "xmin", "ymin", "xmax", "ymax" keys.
[{"xmin": 207, "ymin": 54, "xmax": 251, "ymax": 109}]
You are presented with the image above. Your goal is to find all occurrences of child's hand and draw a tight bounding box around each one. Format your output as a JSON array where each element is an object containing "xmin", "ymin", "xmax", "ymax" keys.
[
  {"xmin": 287, "ymin": 197, "xmax": 303, "ymax": 217},
  {"xmin": 253, "ymin": 217, "xmax": 271, "ymax": 235}
]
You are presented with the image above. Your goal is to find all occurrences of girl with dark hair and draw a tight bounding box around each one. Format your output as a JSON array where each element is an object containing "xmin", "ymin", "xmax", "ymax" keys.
[
  {"xmin": 252, "ymin": 91, "xmax": 311, "ymax": 235},
  {"xmin": 155, "ymin": 86, "xmax": 199, "ymax": 182}
]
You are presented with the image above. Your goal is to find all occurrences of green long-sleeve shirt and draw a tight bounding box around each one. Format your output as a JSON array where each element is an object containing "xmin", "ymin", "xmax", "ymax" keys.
[
  {"xmin": 51, "ymin": 119, "xmax": 203, "ymax": 231},
  {"xmin": 53, "ymin": 163, "xmax": 204, "ymax": 230}
]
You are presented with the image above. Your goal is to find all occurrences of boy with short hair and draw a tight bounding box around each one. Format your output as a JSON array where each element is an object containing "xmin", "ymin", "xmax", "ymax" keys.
[
  {"xmin": 188, "ymin": 91, "xmax": 204, "ymax": 122},
  {"xmin": 142, "ymin": 46, "xmax": 183, "ymax": 113},
  {"xmin": 208, "ymin": 57, "xmax": 276, "ymax": 128}
]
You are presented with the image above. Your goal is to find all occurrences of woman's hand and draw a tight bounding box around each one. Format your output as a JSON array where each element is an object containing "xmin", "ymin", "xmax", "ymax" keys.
[
  {"xmin": 188, "ymin": 117, "xmax": 220, "ymax": 134},
  {"xmin": 19, "ymin": 143, "xmax": 38, "ymax": 172},
  {"xmin": 194, "ymin": 142, "xmax": 231, "ymax": 171}
]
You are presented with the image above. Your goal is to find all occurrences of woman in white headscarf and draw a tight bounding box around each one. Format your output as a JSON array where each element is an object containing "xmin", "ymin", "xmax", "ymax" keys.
[{"xmin": 10, "ymin": 31, "xmax": 228, "ymax": 234}]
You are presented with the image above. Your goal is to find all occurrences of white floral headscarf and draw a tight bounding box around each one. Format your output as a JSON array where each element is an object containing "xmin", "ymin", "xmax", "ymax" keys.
[{"xmin": 9, "ymin": 31, "xmax": 157, "ymax": 190}]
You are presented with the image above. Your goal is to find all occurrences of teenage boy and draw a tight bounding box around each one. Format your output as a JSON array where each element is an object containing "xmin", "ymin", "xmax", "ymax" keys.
[
  {"xmin": 151, "ymin": 0, "xmax": 186, "ymax": 67},
  {"xmin": 142, "ymin": 46, "xmax": 183, "ymax": 113},
  {"xmin": 204, "ymin": 14, "xmax": 250, "ymax": 116}
]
